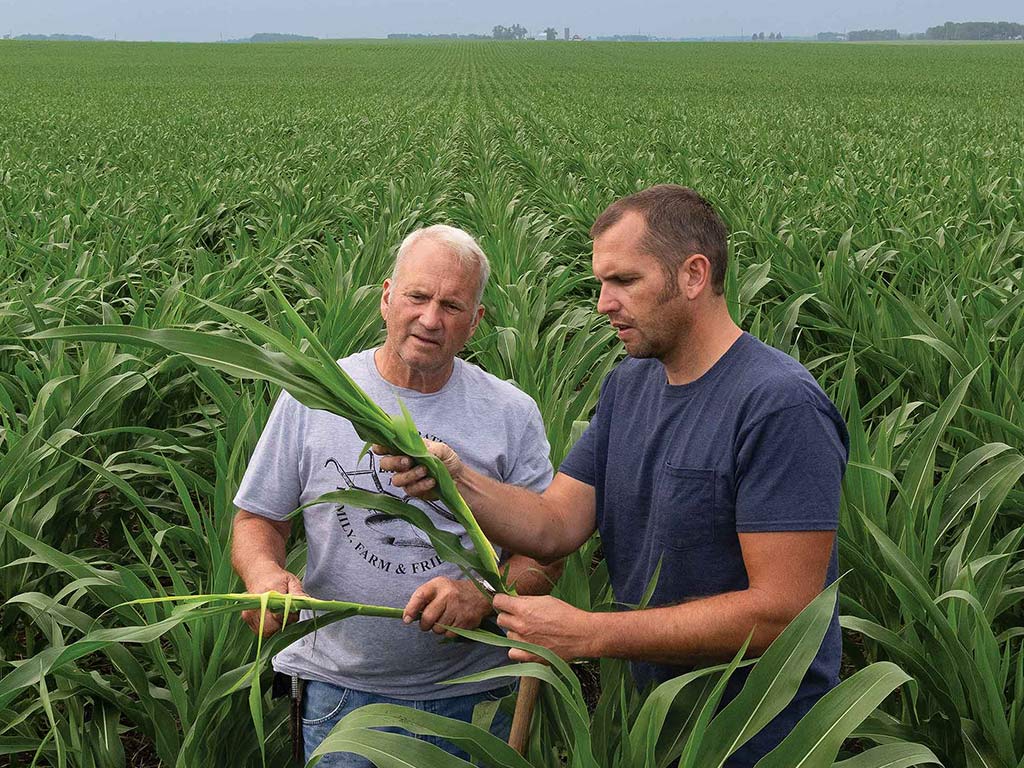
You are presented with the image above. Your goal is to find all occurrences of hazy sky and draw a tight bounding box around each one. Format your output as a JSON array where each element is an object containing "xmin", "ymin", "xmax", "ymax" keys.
[{"xmin": 2, "ymin": 0, "xmax": 1020, "ymax": 41}]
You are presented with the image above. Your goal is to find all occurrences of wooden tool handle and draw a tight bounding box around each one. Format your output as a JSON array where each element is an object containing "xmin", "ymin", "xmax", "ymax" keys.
[{"xmin": 508, "ymin": 676, "xmax": 541, "ymax": 755}]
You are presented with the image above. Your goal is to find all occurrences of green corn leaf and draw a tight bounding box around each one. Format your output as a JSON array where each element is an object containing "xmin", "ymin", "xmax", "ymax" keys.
[
  {"xmin": 309, "ymin": 726, "xmax": 476, "ymax": 767},
  {"xmin": 831, "ymin": 742, "xmax": 942, "ymax": 768},
  {"xmin": 318, "ymin": 703, "xmax": 534, "ymax": 768},
  {"xmin": 753, "ymin": 662, "xmax": 911, "ymax": 768},
  {"xmin": 692, "ymin": 581, "xmax": 841, "ymax": 766}
]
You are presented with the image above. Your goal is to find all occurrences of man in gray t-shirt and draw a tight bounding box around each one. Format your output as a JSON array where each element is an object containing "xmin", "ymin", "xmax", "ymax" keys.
[{"xmin": 231, "ymin": 225, "xmax": 558, "ymax": 766}]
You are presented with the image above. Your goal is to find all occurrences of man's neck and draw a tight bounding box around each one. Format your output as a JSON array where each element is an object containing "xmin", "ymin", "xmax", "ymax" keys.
[
  {"xmin": 660, "ymin": 304, "xmax": 743, "ymax": 386},
  {"xmin": 373, "ymin": 345, "xmax": 454, "ymax": 394}
]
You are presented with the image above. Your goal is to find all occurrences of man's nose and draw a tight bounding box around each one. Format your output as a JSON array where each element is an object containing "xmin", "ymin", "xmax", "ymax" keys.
[
  {"xmin": 419, "ymin": 302, "xmax": 444, "ymax": 329},
  {"xmin": 596, "ymin": 285, "xmax": 618, "ymax": 315}
]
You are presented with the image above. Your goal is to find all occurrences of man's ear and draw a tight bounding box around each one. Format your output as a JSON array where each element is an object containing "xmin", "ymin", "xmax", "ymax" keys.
[
  {"xmin": 681, "ymin": 254, "xmax": 711, "ymax": 299},
  {"xmin": 380, "ymin": 278, "xmax": 393, "ymax": 319},
  {"xmin": 469, "ymin": 304, "xmax": 485, "ymax": 336}
]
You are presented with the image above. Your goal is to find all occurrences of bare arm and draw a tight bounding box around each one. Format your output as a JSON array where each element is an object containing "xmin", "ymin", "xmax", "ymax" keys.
[
  {"xmin": 493, "ymin": 530, "xmax": 835, "ymax": 665},
  {"xmin": 506, "ymin": 552, "xmax": 564, "ymax": 596},
  {"xmin": 231, "ymin": 509, "xmax": 305, "ymax": 636},
  {"xmin": 377, "ymin": 442, "xmax": 597, "ymax": 563}
]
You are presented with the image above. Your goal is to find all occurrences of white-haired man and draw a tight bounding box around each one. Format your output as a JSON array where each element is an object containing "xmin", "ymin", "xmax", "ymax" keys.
[{"xmin": 231, "ymin": 225, "xmax": 560, "ymax": 766}]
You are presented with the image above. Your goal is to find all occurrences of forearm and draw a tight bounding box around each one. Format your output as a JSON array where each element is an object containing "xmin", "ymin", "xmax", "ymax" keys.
[
  {"xmin": 456, "ymin": 468, "xmax": 575, "ymax": 562},
  {"xmin": 587, "ymin": 588, "xmax": 792, "ymax": 666},
  {"xmin": 231, "ymin": 511, "xmax": 290, "ymax": 587},
  {"xmin": 503, "ymin": 554, "xmax": 563, "ymax": 596}
]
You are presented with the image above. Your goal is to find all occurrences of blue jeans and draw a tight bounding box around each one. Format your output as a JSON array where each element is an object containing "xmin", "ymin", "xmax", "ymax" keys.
[{"xmin": 302, "ymin": 680, "xmax": 516, "ymax": 767}]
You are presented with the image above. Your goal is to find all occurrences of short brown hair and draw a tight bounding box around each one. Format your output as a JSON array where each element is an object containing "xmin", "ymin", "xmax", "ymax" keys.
[{"xmin": 590, "ymin": 185, "xmax": 728, "ymax": 296}]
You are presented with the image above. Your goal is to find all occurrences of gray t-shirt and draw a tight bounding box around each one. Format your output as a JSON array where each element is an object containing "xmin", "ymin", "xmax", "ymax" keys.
[{"xmin": 233, "ymin": 348, "xmax": 552, "ymax": 699}]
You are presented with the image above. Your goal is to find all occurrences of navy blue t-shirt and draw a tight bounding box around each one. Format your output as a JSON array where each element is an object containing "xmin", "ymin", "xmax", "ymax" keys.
[{"xmin": 560, "ymin": 332, "xmax": 849, "ymax": 766}]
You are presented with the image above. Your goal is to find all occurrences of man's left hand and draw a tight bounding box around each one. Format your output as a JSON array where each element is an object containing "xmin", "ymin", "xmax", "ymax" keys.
[
  {"xmin": 492, "ymin": 594, "xmax": 596, "ymax": 662},
  {"xmin": 403, "ymin": 576, "xmax": 493, "ymax": 639}
]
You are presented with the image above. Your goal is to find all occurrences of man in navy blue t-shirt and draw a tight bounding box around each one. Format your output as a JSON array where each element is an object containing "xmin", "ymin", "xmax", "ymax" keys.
[{"xmin": 383, "ymin": 185, "xmax": 849, "ymax": 766}]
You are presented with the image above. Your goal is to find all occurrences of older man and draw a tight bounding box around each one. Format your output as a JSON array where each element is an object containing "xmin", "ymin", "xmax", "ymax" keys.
[
  {"xmin": 231, "ymin": 225, "xmax": 559, "ymax": 766},
  {"xmin": 384, "ymin": 186, "xmax": 849, "ymax": 767}
]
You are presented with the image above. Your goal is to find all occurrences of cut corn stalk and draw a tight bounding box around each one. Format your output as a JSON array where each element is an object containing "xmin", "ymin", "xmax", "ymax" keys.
[{"xmin": 125, "ymin": 591, "xmax": 406, "ymax": 620}]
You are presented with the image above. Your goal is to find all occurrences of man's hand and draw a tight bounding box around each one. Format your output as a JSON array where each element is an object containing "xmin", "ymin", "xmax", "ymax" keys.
[
  {"xmin": 241, "ymin": 567, "xmax": 306, "ymax": 637},
  {"xmin": 373, "ymin": 440, "xmax": 464, "ymax": 500},
  {"xmin": 403, "ymin": 576, "xmax": 493, "ymax": 639},
  {"xmin": 492, "ymin": 594, "xmax": 597, "ymax": 663}
]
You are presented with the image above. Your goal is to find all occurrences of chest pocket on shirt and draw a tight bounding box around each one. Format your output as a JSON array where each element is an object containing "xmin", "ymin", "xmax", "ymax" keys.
[{"xmin": 653, "ymin": 465, "xmax": 715, "ymax": 550}]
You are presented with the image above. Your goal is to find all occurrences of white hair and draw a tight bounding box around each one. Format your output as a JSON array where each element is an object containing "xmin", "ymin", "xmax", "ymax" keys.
[{"xmin": 391, "ymin": 225, "xmax": 491, "ymax": 305}]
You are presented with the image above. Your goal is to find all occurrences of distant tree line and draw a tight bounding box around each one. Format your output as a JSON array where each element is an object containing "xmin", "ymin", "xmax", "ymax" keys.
[
  {"xmin": 925, "ymin": 21, "xmax": 1024, "ymax": 40},
  {"xmin": 492, "ymin": 24, "xmax": 529, "ymax": 40},
  {"xmin": 387, "ymin": 33, "xmax": 491, "ymax": 40},
  {"xmin": 751, "ymin": 32, "xmax": 783, "ymax": 40},
  {"xmin": 222, "ymin": 33, "xmax": 317, "ymax": 43},
  {"xmin": 847, "ymin": 29, "xmax": 899, "ymax": 41},
  {"xmin": 9, "ymin": 33, "xmax": 101, "ymax": 41},
  {"xmin": 819, "ymin": 21, "xmax": 1023, "ymax": 42}
]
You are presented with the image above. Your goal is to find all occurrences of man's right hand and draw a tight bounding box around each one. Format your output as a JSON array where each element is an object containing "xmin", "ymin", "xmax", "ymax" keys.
[
  {"xmin": 241, "ymin": 567, "xmax": 306, "ymax": 637},
  {"xmin": 373, "ymin": 440, "xmax": 464, "ymax": 499}
]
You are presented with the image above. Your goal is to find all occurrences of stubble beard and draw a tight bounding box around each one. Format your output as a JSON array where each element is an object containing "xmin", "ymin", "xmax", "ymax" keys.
[
  {"xmin": 624, "ymin": 281, "xmax": 686, "ymax": 361},
  {"xmin": 624, "ymin": 332, "xmax": 670, "ymax": 361}
]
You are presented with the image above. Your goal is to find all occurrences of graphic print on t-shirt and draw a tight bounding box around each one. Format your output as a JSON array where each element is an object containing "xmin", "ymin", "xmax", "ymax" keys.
[{"xmin": 322, "ymin": 432, "xmax": 458, "ymax": 576}]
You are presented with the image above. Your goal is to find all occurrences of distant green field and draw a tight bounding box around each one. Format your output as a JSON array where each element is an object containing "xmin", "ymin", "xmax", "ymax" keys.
[
  {"xmin": 2, "ymin": 40, "xmax": 1022, "ymax": 266},
  {"xmin": 1, "ymin": 40, "xmax": 1023, "ymax": 767}
]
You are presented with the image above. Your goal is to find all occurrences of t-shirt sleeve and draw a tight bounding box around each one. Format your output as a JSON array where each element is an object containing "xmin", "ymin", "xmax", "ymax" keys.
[
  {"xmin": 734, "ymin": 402, "xmax": 848, "ymax": 532},
  {"xmin": 232, "ymin": 391, "xmax": 305, "ymax": 521},
  {"xmin": 505, "ymin": 398, "xmax": 554, "ymax": 493}
]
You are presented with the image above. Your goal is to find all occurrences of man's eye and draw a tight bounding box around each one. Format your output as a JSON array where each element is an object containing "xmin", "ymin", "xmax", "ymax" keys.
[
  {"xmin": 443, "ymin": 303, "xmax": 462, "ymax": 313},
  {"xmin": 408, "ymin": 294, "xmax": 427, "ymax": 302}
]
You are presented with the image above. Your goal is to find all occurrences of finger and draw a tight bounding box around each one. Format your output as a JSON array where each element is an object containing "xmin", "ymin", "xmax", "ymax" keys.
[
  {"xmin": 395, "ymin": 477, "xmax": 438, "ymax": 499},
  {"xmin": 491, "ymin": 594, "xmax": 519, "ymax": 614},
  {"xmin": 388, "ymin": 465, "xmax": 430, "ymax": 488},
  {"xmin": 286, "ymin": 574, "xmax": 307, "ymax": 597},
  {"xmin": 420, "ymin": 601, "xmax": 446, "ymax": 632},
  {"xmin": 432, "ymin": 615, "xmax": 454, "ymax": 635},
  {"xmin": 241, "ymin": 608, "xmax": 277, "ymax": 634},
  {"xmin": 241, "ymin": 609, "xmax": 259, "ymax": 634},
  {"xmin": 404, "ymin": 584, "xmax": 438, "ymax": 623},
  {"xmin": 425, "ymin": 441, "xmax": 449, "ymax": 459},
  {"xmin": 258, "ymin": 613, "xmax": 283, "ymax": 637},
  {"xmin": 377, "ymin": 454, "xmax": 414, "ymax": 473},
  {"xmin": 494, "ymin": 611, "xmax": 520, "ymax": 633}
]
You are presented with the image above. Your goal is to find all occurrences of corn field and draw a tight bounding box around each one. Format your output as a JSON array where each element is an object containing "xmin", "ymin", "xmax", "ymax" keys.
[{"xmin": 1, "ymin": 39, "xmax": 1023, "ymax": 767}]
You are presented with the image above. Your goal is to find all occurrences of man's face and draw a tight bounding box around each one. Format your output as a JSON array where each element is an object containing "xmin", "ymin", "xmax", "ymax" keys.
[
  {"xmin": 380, "ymin": 238, "xmax": 484, "ymax": 374},
  {"xmin": 592, "ymin": 210, "xmax": 688, "ymax": 360}
]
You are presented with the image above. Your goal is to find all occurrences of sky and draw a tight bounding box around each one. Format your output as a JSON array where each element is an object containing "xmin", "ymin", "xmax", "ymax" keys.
[{"xmin": 1, "ymin": 0, "xmax": 1021, "ymax": 41}]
